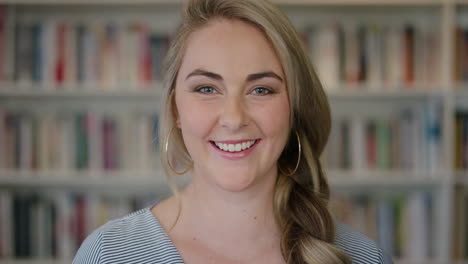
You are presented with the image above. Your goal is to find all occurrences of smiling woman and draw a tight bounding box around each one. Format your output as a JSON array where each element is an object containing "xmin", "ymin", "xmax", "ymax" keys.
[
  {"xmin": 173, "ymin": 18, "xmax": 290, "ymax": 195},
  {"xmin": 72, "ymin": 0, "xmax": 392, "ymax": 264}
]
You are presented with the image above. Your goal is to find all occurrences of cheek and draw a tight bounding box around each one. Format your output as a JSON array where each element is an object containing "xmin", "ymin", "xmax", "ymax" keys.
[
  {"xmin": 176, "ymin": 95, "xmax": 216, "ymax": 139},
  {"xmin": 254, "ymin": 98, "xmax": 290, "ymax": 142}
]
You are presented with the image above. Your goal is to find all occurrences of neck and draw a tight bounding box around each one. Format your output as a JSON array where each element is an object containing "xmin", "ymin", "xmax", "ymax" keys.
[{"xmin": 176, "ymin": 168, "xmax": 281, "ymax": 253}]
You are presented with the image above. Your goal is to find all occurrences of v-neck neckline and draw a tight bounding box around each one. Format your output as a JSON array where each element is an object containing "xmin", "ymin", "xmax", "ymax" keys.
[{"xmin": 145, "ymin": 205, "xmax": 186, "ymax": 264}]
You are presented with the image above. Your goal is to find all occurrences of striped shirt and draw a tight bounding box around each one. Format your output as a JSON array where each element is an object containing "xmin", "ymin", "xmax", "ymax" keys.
[{"xmin": 72, "ymin": 207, "xmax": 393, "ymax": 264}]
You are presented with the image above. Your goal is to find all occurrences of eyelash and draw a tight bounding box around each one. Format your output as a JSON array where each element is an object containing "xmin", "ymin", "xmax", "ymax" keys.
[
  {"xmin": 194, "ymin": 85, "xmax": 275, "ymax": 95},
  {"xmin": 195, "ymin": 86, "xmax": 217, "ymax": 94},
  {"xmin": 252, "ymin": 86, "xmax": 274, "ymax": 95}
]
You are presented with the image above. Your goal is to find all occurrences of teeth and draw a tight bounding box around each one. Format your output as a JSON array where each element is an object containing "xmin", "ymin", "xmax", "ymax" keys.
[
  {"xmin": 235, "ymin": 144, "xmax": 242, "ymax": 151},
  {"xmin": 214, "ymin": 140, "xmax": 257, "ymax": 152}
]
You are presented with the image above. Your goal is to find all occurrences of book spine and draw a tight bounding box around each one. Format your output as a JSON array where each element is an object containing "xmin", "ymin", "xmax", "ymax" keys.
[{"xmin": 0, "ymin": 190, "xmax": 13, "ymax": 258}]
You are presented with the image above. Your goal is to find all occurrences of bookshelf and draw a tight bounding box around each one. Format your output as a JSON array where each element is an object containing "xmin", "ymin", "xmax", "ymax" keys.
[{"xmin": 0, "ymin": 0, "xmax": 465, "ymax": 264}]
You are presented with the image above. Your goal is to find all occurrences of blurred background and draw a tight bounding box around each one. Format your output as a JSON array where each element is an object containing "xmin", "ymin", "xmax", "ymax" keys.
[{"xmin": 0, "ymin": 0, "xmax": 465, "ymax": 263}]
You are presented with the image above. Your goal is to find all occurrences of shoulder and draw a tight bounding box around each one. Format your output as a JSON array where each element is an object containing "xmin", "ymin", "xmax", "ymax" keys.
[
  {"xmin": 72, "ymin": 207, "xmax": 183, "ymax": 264},
  {"xmin": 334, "ymin": 222, "xmax": 393, "ymax": 264}
]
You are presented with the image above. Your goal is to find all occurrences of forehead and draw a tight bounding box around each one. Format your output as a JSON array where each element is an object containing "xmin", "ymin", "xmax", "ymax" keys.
[{"xmin": 178, "ymin": 18, "xmax": 284, "ymax": 80}]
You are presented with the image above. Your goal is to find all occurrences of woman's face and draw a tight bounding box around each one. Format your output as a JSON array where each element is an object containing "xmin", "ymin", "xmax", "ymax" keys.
[{"xmin": 174, "ymin": 19, "xmax": 290, "ymax": 192}]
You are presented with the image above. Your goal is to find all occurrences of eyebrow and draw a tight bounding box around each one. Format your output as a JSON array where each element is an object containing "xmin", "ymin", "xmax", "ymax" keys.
[{"xmin": 185, "ymin": 69, "xmax": 283, "ymax": 83}]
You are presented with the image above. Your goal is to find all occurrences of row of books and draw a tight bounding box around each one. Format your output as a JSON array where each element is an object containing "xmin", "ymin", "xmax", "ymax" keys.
[
  {"xmin": 1, "ymin": 105, "xmax": 444, "ymax": 174},
  {"xmin": 0, "ymin": 190, "xmax": 157, "ymax": 259},
  {"xmin": 454, "ymin": 187, "xmax": 468, "ymax": 260},
  {"xmin": 2, "ymin": 190, "xmax": 435, "ymax": 260},
  {"xmin": 0, "ymin": 6, "xmax": 170, "ymax": 88},
  {"xmin": 0, "ymin": 110, "xmax": 159, "ymax": 171},
  {"xmin": 330, "ymin": 191, "xmax": 434, "ymax": 260},
  {"xmin": 305, "ymin": 21, "xmax": 440, "ymax": 90},
  {"xmin": 455, "ymin": 111, "xmax": 468, "ymax": 169},
  {"xmin": 324, "ymin": 102, "xmax": 442, "ymax": 173},
  {"xmin": 0, "ymin": 7, "xmax": 444, "ymax": 91}
]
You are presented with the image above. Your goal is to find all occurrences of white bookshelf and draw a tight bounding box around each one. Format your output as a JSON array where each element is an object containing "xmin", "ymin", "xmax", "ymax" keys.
[
  {"xmin": 0, "ymin": 170, "xmax": 449, "ymax": 190},
  {"xmin": 0, "ymin": 0, "xmax": 467, "ymax": 263},
  {"xmin": 0, "ymin": 169, "xmax": 194, "ymax": 193},
  {"xmin": 0, "ymin": 0, "xmax": 446, "ymax": 5}
]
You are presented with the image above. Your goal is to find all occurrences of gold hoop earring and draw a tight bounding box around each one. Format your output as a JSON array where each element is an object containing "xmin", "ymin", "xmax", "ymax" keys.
[
  {"xmin": 279, "ymin": 130, "xmax": 301, "ymax": 177},
  {"xmin": 165, "ymin": 126, "xmax": 193, "ymax": 175}
]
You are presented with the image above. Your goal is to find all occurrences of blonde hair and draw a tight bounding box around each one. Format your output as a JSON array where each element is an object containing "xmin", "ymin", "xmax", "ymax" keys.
[{"xmin": 159, "ymin": 0, "xmax": 351, "ymax": 263}]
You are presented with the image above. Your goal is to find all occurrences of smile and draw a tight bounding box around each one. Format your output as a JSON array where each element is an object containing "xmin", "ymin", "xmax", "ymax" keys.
[{"xmin": 211, "ymin": 139, "xmax": 258, "ymax": 153}]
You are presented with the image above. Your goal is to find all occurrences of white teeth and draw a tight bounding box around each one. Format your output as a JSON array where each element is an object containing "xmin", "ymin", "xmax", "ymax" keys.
[
  {"xmin": 235, "ymin": 143, "xmax": 242, "ymax": 151},
  {"xmin": 214, "ymin": 140, "xmax": 257, "ymax": 152}
]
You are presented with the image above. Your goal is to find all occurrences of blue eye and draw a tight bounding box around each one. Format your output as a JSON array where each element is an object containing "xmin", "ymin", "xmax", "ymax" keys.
[
  {"xmin": 252, "ymin": 87, "xmax": 272, "ymax": 95},
  {"xmin": 196, "ymin": 86, "xmax": 217, "ymax": 94}
]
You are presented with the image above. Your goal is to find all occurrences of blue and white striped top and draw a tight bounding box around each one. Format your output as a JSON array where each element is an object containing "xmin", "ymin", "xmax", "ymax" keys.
[{"xmin": 72, "ymin": 207, "xmax": 393, "ymax": 264}]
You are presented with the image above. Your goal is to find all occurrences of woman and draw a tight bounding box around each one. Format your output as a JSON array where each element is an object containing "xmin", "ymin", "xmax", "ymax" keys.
[{"xmin": 73, "ymin": 0, "xmax": 392, "ymax": 263}]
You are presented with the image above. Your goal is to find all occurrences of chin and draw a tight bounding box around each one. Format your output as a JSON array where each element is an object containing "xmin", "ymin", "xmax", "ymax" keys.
[{"xmin": 212, "ymin": 170, "xmax": 258, "ymax": 192}]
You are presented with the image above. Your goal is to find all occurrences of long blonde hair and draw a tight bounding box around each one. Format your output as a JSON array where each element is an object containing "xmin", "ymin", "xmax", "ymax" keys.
[{"xmin": 159, "ymin": 0, "xmax": 351, "ymax": 263}]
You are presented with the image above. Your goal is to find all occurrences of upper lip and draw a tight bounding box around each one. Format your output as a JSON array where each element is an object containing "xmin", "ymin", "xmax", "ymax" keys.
[{"xmin": 210, "ymin": 139, "xmax": 258, "ymax": 144}]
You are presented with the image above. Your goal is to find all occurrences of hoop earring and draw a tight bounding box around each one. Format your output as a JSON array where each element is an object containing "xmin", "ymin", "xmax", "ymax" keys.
[
  {"xmin": 279, "ymin": 130, "xmax": 301, "ymax": 177},
  {"xmin": 165, "ymin": 126, "xmax": 193, "ymax": 175}
]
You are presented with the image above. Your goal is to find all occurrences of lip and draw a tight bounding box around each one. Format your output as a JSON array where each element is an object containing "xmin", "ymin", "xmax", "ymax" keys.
[
  {"xmin": 212, "ymin": 139, "xmax": 257, "ymax": 144},
  {"xmin": 209, "ymin": 139, "xmax": 260, "ymax": 160}
]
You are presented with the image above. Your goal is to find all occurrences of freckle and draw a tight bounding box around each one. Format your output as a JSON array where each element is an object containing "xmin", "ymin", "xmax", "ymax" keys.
[
  {"xmin": 254, "ymin": 216, "xmax": 257, "ymax": 220},
  {"xmin": 193, "ymin": 237, "xmax": 196, "ymax": 240}
]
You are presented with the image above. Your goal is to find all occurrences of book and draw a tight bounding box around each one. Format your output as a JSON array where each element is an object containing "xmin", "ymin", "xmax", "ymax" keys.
[
  {"xmin": 0, "ymin": 190, "xmax": 12, "ymax": 258},
  {"xmin": 331, "ymin": 191, "xmax": 434, "ymax": 260},
  {"xmin": 325, "ymin": 103, "xmax": 443, "ymax": 173},
  {"xmin": 5, "ymin": 19, "xmax": 171, "ymax": 89},
  {"xmin": 304, "ymin": 20, "xmax": 440, "ymax": 90},
  {"xmin": 0, "ymin": 191, "xmax": 157, "ymax": 258},
  {"xmin": 0, "ymin": 110, "xmax": 159, "ymax": 172}
]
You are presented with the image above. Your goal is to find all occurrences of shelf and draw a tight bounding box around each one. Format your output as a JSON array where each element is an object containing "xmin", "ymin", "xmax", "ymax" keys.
[
  {"xmin": 0, "ymin": 87, "xmax": 162, "ymax": 112},
  {"xmin": 0, "ymin": 86, "xmax": 162, "ymax": 99},
  {"xmin": 0, "ymin": 0, "xmax": 444, "ymax": 5},
  {"xmin": 0, "ymin": 170, "xmax": 191, "ymax": 193},
  {"xmin": 326, "ymin": 88, "xmax": 445, "ymax": 100},
  {"xmin": 0, "ymin": 86, "xmax": 443, "ymax": 100},
  {"xmin": 0, "ymin": 0, "xmax": 184, "ymax": 4},
  {"xmin": 0, "ymin": 169, "xmax": 449, "ymax": 192},
  {"xmin": 328, "ymin": 169, "xmax": 451, "ymax": 190},
  {"xmin": 274, "ymin": 0, "xmax": 443, "ymax": 5}
]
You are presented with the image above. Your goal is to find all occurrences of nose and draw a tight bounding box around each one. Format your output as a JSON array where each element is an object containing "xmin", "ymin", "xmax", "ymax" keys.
[{"xmin": 219, "ymin": 95, "xmax": 249, "ymax": 131}]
